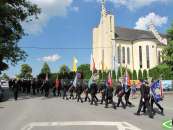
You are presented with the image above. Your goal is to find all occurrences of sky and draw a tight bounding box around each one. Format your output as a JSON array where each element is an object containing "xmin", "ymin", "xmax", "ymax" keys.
[{"xmin": 4, "ymin": 0, "xmax": 173, "ymax": 77}]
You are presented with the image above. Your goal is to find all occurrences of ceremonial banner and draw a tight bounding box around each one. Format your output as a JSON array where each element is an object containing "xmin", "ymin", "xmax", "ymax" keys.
[
  {"xmin": 107, "ymin": 72, "xmax": 112, "ymax": 87},
  {"xmin": 150, "ymin": 80, "xmax": 163, "ymax": 102},
  {"xmin": 124, "ymin": 67, "xmax": 131, "ymax": 92},
  {"xmin": 72, "ymin": 57, "xmax": 78, "ymax": 72}
]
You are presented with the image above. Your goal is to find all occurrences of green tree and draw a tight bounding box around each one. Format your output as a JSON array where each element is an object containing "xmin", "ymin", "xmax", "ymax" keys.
[
  {"xmin": 138, "ymin": 69, "xmax": 143, "ymax": 80},
  {"xmin": 59, "ymin": 64, "xmax": 70, "ymax": 74},
  {"xmin": 132, "ymin": 70, "xmax": 137, "ymax": 80},
  {"xmin": 77, "ymin": 64, "xmax": 92, "ymax": 79},
  {"xmin": 41, "ymin": 62, "xmax": 51, "ymax": 74},
  {"xmin": 117, "ymin": 67, "xmax": 122, "ymax": 80},
  {"xmin": 19, "ymin": 64, "xmax": 32, "ymax": 79},
  {"xmin": 163, "ymin": 22, "xmax": 173, "ymax": 72},
  {"xmin": 0, "ymin": 0, "xmax": 40, "ymax": 73},
  {"xmin": 1, "ymin": 73, "xmax": 9, "ymax": 80},
  {"xmin": 149, "ymin": 64, "xmax": 173, "ymax": 80},
  {"xmin": 112, "ymin": 70, "xmax": 117, "ymax": 80},
  {"xmin": 143, "ymin": 69, "xmax": 148, "ymax": 80}
]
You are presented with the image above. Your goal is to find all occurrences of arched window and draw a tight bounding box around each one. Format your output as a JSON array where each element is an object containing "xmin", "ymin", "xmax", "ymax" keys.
[
  {"xmin": 127, "ymin": 47, "xmax": 130, "ymax": 64},
  {"xmin": 122, "ymin": 47, "xmax": 125, "ymax": 64},
  {"xmin": 139, "ymin": 46, "xmax": 142, "ymax": 68},
  {"xmin": 118, "ymin": 46, "xmax": 121, "ymax": 64},
  {"xmin": 146, "ymin": 45, "xmax": 150, "ymax": 68},
  {"xmin": 158, "ymin": 51, "xmax": 161, "ymax": 64}
]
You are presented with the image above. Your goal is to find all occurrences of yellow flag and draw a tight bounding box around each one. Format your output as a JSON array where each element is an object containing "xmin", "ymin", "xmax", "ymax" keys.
[{"xmin": 72, "ymin": 57, "xmax": 78, "ymax": 72}]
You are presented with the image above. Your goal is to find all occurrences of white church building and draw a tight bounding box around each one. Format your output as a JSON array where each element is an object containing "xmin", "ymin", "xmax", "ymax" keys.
[{"xmin": 92, "ymin": 0, "xmax": 167, "ymax": 72}]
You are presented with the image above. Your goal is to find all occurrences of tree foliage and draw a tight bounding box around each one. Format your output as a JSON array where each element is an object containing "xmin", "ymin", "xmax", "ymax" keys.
[
  {"xmin": 138, "ymin": 69, "xmax": 143, "ymax": 80},
  {"xmin": 132, "ymin": 70, "xmax": 137, "ymax": 80},
  {"xmin": 0, "ymin": 0, "xmax": 41, "ymax": 72},
  {"xmin": 59, "ymin": 64, "xmax": 70, "ymax": 74},
  {"xmin": 163, "ymin": 22, "xmax": 173, "ymax": 71},
  {"xmin": 77, "ymin": 64, "xmax": 92, "ymax": 79},
  {"xmin": 149, "ymin": 64, "xmax": 173, "ymax": 80},
  {"xmin": 143, "ymin": 69, "xmax": 148, "ymax": 80},
  {"xmin": 41, "ymin": 62, "xmax": 51, "ymax": 74},
  {"xmin": 18, "ymin": 64, "xmax": 32, "ymax": 79}
]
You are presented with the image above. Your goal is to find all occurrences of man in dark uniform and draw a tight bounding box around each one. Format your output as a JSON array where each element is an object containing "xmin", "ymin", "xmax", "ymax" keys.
[
  {"xmin": 43, "ymin": 80, "xmax": 51, "ymax": 97},
  {"xmin": 76, "ymin": 80, "xmax": 83, "ymax": 103},
  {"xmin": 135, "ymin": 81, "xmax": 153, "ymax": 118},
  {"xmin": 115, "ymin": 81, "xmax": 126, "ymax": 109},
  {"xmin": 124, "ymin": 84, "xmax": 132, "ymax": 107},
  {"xmin": 100, "ymin": 81, "xmax": 106, "ymax": 104},
  {"xmin": 62, "ymin": 79, "xmax": 69, "ymax": 100},
  {"xmin": 13, "ymin": 80, "xmax": 19, "ymax": 100},
  {"xmin": 90, "ymin": 80, "xmax": 98, "ymax": 105},
  {"xmin": 105, "ymin": 81, "xmax": 116, "ymax": 109},
  {"xmin": 83, "ymin": 80, "xmax": 90, "ymax": 102}
]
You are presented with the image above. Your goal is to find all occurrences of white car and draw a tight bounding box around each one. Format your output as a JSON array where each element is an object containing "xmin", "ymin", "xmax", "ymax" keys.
[{"xmin": 0, "ymin": 80, "xmax": 9, "ymax": 101}]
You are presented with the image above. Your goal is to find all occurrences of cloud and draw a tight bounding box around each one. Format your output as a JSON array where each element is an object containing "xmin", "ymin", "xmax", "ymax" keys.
[
  {"xmin": 23, "ymin": 0, "xmax": 74, "ymax": 34},
  {"xmin": 134, "ymin": 12, "xmax": 168, "ymax": 30},
  {"xmin": 38, "ymin": 54, "xmax": 61, "ymax": 62},
  {"xmin": 85, "ymin": 0, "xmax": 172, "ymax": 10}
]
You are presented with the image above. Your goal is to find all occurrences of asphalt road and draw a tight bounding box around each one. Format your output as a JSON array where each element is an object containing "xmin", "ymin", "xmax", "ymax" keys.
[{"xmin": 0, "ymin": 94, "xmax": 172, "ymax": 130}]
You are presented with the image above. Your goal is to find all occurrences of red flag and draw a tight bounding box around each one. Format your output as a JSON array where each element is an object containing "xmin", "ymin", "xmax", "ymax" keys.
[
  {"xmin": 160, "ymin": 80, "xmax": 163, "ymax": 97},
  {"xmin": 107, "ymin": 72, "xmax": 113, "ymax": 87}
]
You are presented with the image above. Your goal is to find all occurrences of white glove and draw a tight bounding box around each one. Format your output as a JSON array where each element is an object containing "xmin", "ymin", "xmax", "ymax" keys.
[{"xmin": 142, "ymin": 98, "xmax": 145, "ymax": 102}]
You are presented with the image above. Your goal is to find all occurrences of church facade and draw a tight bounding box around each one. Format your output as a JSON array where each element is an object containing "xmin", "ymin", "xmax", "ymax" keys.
[{"xmin": 92, "ymin": 0, "xmax": 167, "ymax": 72}]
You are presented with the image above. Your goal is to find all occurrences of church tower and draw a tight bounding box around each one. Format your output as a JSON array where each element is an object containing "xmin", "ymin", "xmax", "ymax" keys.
[{"xmin": 93, "ymin": 0, "xmax": 115, "ymax": 71}]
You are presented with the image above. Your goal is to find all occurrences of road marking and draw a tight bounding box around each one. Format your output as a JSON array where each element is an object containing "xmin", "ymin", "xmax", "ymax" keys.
[
  {"xmin": 162, "ymin": 120, "xmax": 172, "ymax": 129},
  {"xmin": 21, "ymin": 121, "xmax": 142, "ymax": 130}
]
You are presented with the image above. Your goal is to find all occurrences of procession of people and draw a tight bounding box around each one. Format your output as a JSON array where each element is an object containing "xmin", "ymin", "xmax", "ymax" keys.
[{"xmin": 8, "ymin": 69, "xmax": 165, "ymax": 119}]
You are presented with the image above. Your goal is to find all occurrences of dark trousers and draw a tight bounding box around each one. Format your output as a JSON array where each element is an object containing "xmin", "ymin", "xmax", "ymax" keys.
[
  {"xmin": 57, "ymin": 88, "xmax": 61, "ymax": 97},
  {"xmin": 125, "ymin": 92, "xmax": 132, "ymax": 106},
  {"xmin": 151, "ymin": 96, "xmax": 163, "ymax": 112},
  {"xmin": 117, "ymin": 96, "xmax": 125, "ymax": 108},
  {"xmin": 105, "ymin": 96, "xmax": 116, "ymax": 109},
  {"xmin": 77, "ymin": 92, "xmax": 83, "ymax": 103},
  {"xmin": 90, "ymin": 93, "xmax": 97, "ymax": 105},
  {"xmin": 100, "ymin": 93, "xmax": 105, "ymax": 104},
  {"xmin": 84, "ymin": 92, "xmax": 90, "ymax": 102},
  {"xmin": 137, "ymin": 98, "xmax": 153, "ymax": 118},
  {"xmin": 14, "ymin": 92, "xmax": 18, "ymax": 100},
  {"xmin": 53, "ymin": 88, "xmax": 56, "ymax": 96},
  {"xmin": 69, "ymin": 91, "xmax": 74, "ymax": 99},
  {"xmin": 63, "ymin": 89, "xmax": 68, "ymax": 99},
  {"xmin": 45, "ymin": 89, "xmax": 49, "ymax": 97}
]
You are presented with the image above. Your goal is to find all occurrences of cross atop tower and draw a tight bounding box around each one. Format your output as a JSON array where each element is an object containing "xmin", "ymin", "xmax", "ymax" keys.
[{"xmin": 101, "ymin": 0, "xmax": 106, "ymax": 17}]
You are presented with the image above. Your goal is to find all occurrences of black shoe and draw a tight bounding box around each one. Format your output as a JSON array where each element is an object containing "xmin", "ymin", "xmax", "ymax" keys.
[
  {"xmin": 134, "ymin": 112, "xmax": 140, "ymax": 116},
  {"xmin": 149, "ymin": 115, "xmax": 154, "ymax": 119},
  {"xmin": 161, "ymin": 108, "xmax": 164, "ymax": 115}
]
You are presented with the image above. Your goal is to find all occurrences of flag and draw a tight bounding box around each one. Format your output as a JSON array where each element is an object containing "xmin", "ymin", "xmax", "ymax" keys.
[
  {"xmin": 107, "ymin": 72, "xmax": 112, "ymax": 87},
  {"xmin": 90, "ymin": 54, "xmax": 96, "ymax": 73},
  {"xmin": 72, "ymin": 57, "xmax": 78, "ymax": 72},
  {"xmin": 150, "ymin": 80, "xmax": 163, "ymax": 102},
  {"xmin": 73, "ymin": 73, "xmax": 78, "ymax": 88},
  {"xmin": 124, "ymin": 66, "xmax": 131, "ymax": 92}
]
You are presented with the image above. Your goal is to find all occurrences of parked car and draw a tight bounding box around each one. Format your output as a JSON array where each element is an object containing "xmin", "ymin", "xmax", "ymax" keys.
[{"xmin": 0, "ymin": 80, "xmax": 10, "ymax": 101}]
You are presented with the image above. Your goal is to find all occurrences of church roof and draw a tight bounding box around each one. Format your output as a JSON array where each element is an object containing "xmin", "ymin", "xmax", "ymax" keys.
[{"xmin": 115, "ymin": 27, "xmax": 166, "ymax": 42}]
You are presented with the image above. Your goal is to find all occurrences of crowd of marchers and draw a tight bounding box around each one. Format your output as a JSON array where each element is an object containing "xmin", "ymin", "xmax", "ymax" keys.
[{"xmin": 6, "ymin": 71, "xmax": 164, "ymax": 119}]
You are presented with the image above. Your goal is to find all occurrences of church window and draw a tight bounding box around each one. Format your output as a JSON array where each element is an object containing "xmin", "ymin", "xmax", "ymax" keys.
[
  {"xmin": 158, "ymin": 51, "xmax": 161, "ymax": 64},
  {"xmin": 122, "ymin": 47, "xmax": 125, "ymax": 64},
  {"xmin": 127, "ymin": 47, "xmax": 130, "ymax": 64},
  {"xmin": 118, "ymin": 46, "xmax": 121, "ymax": 64},
  {"xmin": 146, "ymin": 45, "xmax": 150, "ymax": 68},
  {"xmin": 139, "ymin": 46, "xmax": 142, "ymax": 68}
]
